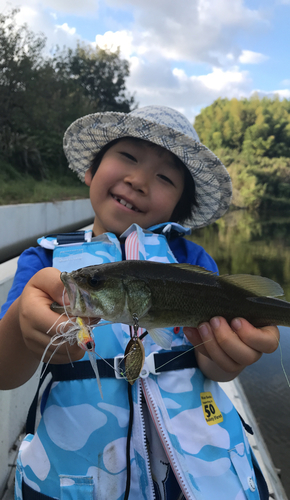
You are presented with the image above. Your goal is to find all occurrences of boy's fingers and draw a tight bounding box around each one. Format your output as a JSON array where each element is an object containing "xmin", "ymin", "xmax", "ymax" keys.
[
  {"xmin": 183, "ymin": 324, "xmax": 240, "ymax": 372},
  {"xmin": 18, "ymin": 267, "xmax": 84, "ymax": 363},
  {"xmin": 183, "ymin": 327, "xmax": 208, "ymax": 357},
  {"xmin": 197, "ymin": 319, "xmax": 249, "ymax": 371},
  {"xmin": 230, "ymin": 318, "xmax": 280, "ymax": 354},
  {"xmin": 202, "ymin": 316, "xmax": 280, "ymax": 369},
  {"xmin": 29, "ymin": 267, "xmax": 67, "ymax": 305}
]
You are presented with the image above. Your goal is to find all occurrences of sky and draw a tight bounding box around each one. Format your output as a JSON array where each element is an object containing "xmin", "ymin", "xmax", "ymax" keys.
[{"xmin": 2, "ymin": 0, "xmax": 290, "ymax": 122}]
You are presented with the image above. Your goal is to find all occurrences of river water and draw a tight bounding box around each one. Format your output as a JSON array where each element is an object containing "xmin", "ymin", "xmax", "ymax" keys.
[{"xmin": 189, "ymin": 211, "xmax": 290, "ymax": 497}]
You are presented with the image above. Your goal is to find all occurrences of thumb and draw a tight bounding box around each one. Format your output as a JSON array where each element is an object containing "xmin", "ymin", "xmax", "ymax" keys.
[{"xmin": 28, "ymin": 267, "xmax": 67, "ymax": 306}]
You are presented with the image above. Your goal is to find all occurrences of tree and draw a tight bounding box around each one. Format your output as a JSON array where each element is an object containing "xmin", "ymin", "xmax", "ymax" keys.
[
  {"xmin": 195, "ymin": 95, "xmax": 290, "ymax": 161},
  {"xmin": 0, "ymin": 8, "xmax": 47, "ymax": 177},
  {"xmin": 194, "ymin": 95, "xmax": 290, "ymax": 211},
  {"xmin": 68, "ymin": 44, "xmax": 135, "ymax": 112},
  {"xmin": 0, "ymin": 9, "xmax": 136, "ymax": 180}
]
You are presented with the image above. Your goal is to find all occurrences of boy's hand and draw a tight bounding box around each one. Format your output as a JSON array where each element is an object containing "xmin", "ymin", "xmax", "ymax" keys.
[
  {"xmin": 19, "ymin": 267, "xmax": 85, "ymax": 363},
  {"xmin": 183, "ymin": 318, "xmax": 280, "ymax": 381}
]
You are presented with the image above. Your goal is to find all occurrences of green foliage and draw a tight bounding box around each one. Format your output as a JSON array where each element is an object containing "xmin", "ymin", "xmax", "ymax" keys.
[
  {"xmin": 249, "ymin": 157, "xmax": 290, "ymax": 210},
  {"xmin": 194, "ymin": 95, "xmax": 290, "ymax": 211},
  {"xmin": 195, "ymin": 94, "xmax": 290, "ymax": 158},
  {"xmin": 0, "ymin": 170, "xmax": 89, "ymax": 205},
  {"xmin": 227, "ymin": 161, "xmax": 266, "ymax": 210},
  {"xmin": 0, "ymin": 8, "xmax": 135, "ymax": 185},
  {"xmin": 68, "ymin": 43, "xmax": 135, "ymax": 112}
]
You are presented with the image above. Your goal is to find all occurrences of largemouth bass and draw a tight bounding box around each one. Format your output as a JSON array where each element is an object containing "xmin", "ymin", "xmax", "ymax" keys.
[{"xmin": 52, "ymin": 260, "xmax": 290, "ymax": 348}]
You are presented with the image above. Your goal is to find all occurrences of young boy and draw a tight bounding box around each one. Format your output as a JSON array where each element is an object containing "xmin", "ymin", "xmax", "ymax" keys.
[{"xmin": 0, "ymin": 106, "xmax": 278, "ymax": 500}]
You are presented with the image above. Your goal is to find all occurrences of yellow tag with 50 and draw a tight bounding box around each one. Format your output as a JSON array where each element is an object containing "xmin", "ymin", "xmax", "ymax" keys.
[{"xmin": 200, "ymin": 392, "xmax": 223, "ymax": 425}]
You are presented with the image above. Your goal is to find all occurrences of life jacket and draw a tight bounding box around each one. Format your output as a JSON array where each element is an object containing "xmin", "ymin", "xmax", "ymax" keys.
[{"xmin": 15, "ymin": 223, "xmax": 264, "ymax": 500}]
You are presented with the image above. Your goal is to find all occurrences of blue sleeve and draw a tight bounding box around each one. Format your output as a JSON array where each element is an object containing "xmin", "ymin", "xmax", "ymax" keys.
[
  {"xmin": 169, "ymin": 237, "xmax": 218, "ymax": 273},
  {"xmin": 0, "ymin": 247, "xmax": 53, "ymax": 319}
]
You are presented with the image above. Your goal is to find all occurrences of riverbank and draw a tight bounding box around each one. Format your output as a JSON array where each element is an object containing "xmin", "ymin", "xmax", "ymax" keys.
[
  {"xmin": 0, "ymin": 175, "xmax": 89, "ymax": 206},
  {"xmin": 0, "ymin": 199, "xmax": 94, "ymax": 262}
]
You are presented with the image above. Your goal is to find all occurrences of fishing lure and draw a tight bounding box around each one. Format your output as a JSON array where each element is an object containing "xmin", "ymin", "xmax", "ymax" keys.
[
  {"xmin": 75, "ymin": 317, "xmax": 103, "ymax": 398},
  {"xmin": 44, "ymin": 309, "xmax": 104, "ymax": 398},
  {"xmin": 76, "ymin": 317, "xmax": 95, "ymax": 351},
  {"xmin": 123, "ymin": 314, "xmax": 146, "ymax": 385},
  {"xmin": 124, "ymin": 338, "xmax": 145, "ymax": 385}
]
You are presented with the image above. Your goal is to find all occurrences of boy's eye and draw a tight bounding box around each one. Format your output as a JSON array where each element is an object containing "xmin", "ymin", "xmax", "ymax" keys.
[
  {"xmin": 157, "ymin": 174, "xmax": 175, "ymax": 186},
  {"xmin": 120, "ymin": 152, "xmax": 137, "ymax": 162}
]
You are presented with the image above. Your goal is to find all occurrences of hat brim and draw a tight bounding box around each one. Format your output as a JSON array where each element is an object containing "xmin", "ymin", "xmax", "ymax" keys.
[{"xmin": 63, "ymin": 112, "xmax": 232, "ymax": 230}]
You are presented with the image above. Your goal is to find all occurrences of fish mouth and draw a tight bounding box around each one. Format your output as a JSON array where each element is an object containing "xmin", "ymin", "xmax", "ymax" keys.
[
  {"xmin": 111, "ymin": 194, "xmax": 142, "ymax": 213},
  {"xmin": 60, "ymin": 272, "xmax": 99, "ymax": 318}
]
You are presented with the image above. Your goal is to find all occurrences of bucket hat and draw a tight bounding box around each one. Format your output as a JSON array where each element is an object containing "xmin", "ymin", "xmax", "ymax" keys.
[{"xmin": 63, "ymin": 105, "xmax": 232, "ymax": 230}]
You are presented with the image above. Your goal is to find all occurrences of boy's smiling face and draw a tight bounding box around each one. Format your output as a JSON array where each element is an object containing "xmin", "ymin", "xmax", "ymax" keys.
[{"xmin": 85, "ymin": 138, "xmax": 185, "ymax": 237}]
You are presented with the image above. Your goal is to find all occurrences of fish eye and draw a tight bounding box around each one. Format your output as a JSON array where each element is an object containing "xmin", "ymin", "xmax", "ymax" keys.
[{"xmin": 87, "ymin": 276, "xmax": 100, "ymax": 288}]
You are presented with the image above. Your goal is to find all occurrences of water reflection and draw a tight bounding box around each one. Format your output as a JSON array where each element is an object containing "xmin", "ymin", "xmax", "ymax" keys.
[
  {"xmin": 189, "ymin": 211, "xmax": 290, "ymax": 496},
  {"xmin": 189, "ymin": 210, "xmax": 290, "ymax": 300}
]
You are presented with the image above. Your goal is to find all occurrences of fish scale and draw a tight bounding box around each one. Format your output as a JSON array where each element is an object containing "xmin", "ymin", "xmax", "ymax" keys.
[
  {"xmin": 51, "ymin": 261, "xmax": 290, "ymax": 341},
  {"xmin": 146, "ymin": 278, "xmax": 289, "ymax": 328}
]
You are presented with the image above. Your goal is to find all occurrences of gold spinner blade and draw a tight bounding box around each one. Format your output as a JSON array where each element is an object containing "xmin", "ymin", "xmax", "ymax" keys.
[{"xmin": 124, "ymin": 337, "xmax": 145, "ymax": 385}]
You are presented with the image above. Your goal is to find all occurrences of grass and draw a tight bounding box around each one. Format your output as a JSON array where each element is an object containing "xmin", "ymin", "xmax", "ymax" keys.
[{"xmin": 0, "ymin": 176, "xmax": 90, "ymax": 205}]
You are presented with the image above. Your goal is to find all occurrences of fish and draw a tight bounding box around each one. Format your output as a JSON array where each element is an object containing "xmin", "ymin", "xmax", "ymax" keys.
[{"xmin": 51, "ymin": 260, "xmax": 290, "ymax": 349}]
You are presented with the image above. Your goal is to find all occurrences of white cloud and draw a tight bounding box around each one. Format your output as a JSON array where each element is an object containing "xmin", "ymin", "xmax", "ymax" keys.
[
  {"xmin": 93, "ymin": 29, "xmax": 252, "ymax": 121},
  {"xmin": 105, "ymin": 0, "xmax": 266, "ymax": 66},
  {"xmin": 196, "ymin": 66, "xmax": 250, "ymax": 91},
  {"xmin": 95, "ymin": 31, "xmax": 134, "ymax": 59},
  {"xmin": 56, "ymin": 23, "xmax": 76, "ymax": 35},
  {"xmin": 3, "ymin": 0, "xmax": 99, "ymax": 15},
  {"xmin": 275, "ymin": 89, "xmax": 290, "ymax": 98},
  {"xmin": 239, "ymin": 49, "xmax": 268, "ymax": 64},
  {"xmin": 44, "ymin": 0, "xmax": 98, "ymax": 13},
  {"xmin": 0, "ymin": 0, "xmax": 286, "ymax": 123},
  {"xmin": 12, "ymin": 3, "xmax": 80, "ymax": 53},
  {"xmin": 126, "ymin": 59, "xmax": 252, "ymax": 121},
  {"xmin": 2, "ymin": 0, "xmax": 269, "ymax": 67},
  {"xmin": 254, "ymin": 89, "xmax": 290, "ymax": 100},
  {"xmin": 13, "ymin": 5, "xmax": 39, "ymax": 26},
  {"xmin": 281, "ymin": 79, "xmax": 290, "ymax": 86}
]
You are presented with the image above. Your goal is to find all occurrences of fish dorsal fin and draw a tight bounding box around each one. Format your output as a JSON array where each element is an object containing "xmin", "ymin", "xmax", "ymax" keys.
[
  {"xmin": 170, "ymin": 263, "xmax": 217, "ymax": 276},
  {"xmin": 220, "ymin": 274, "xmax": 284, "ymax": 297}
]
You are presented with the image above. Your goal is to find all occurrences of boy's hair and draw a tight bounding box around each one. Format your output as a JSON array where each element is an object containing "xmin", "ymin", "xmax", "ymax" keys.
[{"xmin": 90, "ymin": 137, "xmax": 198, "ymax": 225}]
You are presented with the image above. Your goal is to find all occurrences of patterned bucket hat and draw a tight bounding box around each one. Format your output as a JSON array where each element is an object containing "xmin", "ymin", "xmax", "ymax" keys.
[{"xmin": 63, "ymin": 105, "xmax": 232, "ymax": 230}]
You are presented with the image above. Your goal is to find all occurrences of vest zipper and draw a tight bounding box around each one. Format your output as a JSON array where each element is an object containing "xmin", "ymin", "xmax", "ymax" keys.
[
  {"xmin": 141, "ymin": 378, "xmax": 196, "ymax": 500},
  {"xmin": 138, "ymin": 380, "xmax": 156, "ymax": 500}
]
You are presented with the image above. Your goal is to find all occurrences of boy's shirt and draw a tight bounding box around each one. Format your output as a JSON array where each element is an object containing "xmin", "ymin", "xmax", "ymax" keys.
[{"xmin": 0, "ymin": 237, "xmax": 218, "ymax": 319}]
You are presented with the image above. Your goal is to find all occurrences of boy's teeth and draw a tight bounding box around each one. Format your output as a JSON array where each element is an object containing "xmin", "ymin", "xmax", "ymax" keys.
[
  {"xmin": 115, "ymin": 196, "xmax": 136, "ymax": 210},
  {"xmin": 120, "ymin": 199, "xmax": 133, "ymax": 209}
]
